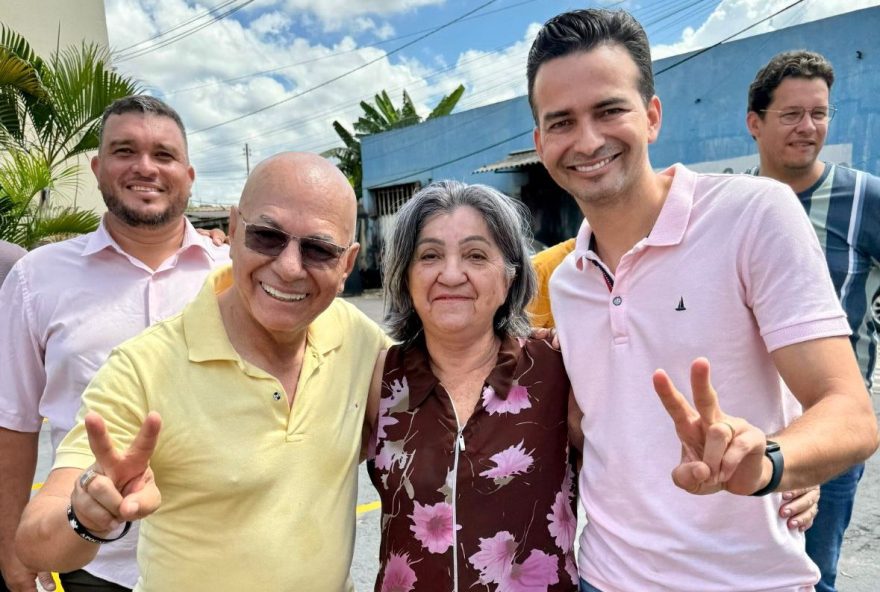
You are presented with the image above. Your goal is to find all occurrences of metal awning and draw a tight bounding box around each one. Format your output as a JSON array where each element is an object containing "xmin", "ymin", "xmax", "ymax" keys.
[{"xmin": 473, "ymin": 149, "xmax": 540, "ymax": 173}]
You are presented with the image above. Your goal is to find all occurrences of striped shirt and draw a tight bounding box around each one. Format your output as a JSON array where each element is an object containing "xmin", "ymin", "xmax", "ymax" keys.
[{"xmin": 749, "ymin": 162, "xmax": 880, "ymax": 388}]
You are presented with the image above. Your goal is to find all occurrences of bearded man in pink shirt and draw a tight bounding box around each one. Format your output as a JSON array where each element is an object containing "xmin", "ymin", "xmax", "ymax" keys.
[
  {"xmin": 0, "ymin": 96, "xmax": 228, "ymax": 592},
  {"xmin": 528, "ymin": 9, "xmax": 879, "ymax": 592}
]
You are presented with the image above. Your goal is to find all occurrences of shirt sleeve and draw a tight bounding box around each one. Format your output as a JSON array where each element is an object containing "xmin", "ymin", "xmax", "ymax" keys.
[
  {"xmin": 54, "ymin": 347, "xmax": 149, "ymax": 471},
  {"xmin": 0, "ymin": 262, "xmax": 47, "ymax": 432},
  {"xmin": 739, "ymin": 182, "xmax": 850, "ymax": 352}
]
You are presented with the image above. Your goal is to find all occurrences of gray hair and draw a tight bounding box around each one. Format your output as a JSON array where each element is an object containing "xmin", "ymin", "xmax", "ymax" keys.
[{"xmin": 383, "ymin": 180, "xmax": 537, "ymax": 342}]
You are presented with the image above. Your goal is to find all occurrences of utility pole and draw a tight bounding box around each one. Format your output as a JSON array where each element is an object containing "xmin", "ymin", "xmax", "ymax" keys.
[{"xmin": 243, "ymin": 143, "xmax": 253, "ymax": 176}]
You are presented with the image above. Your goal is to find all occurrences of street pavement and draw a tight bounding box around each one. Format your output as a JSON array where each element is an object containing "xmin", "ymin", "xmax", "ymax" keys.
[{"xmin": 30, "ymin": 289, "xmax": 879, "ymax": 590}]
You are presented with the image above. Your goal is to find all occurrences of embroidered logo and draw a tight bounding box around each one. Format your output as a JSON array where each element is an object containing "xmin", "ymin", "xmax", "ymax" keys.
[{"xmin": 675, "ymin": 297, "xmax": 686, "ymax": 311}]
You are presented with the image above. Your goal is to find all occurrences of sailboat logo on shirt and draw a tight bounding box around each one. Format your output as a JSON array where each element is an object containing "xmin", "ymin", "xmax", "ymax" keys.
[{"xmin": 675, "ymin": 297, "xmax": 686, "ymax": 311}]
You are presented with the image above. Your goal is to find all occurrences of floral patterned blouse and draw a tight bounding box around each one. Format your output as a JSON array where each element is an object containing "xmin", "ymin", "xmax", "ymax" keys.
[{"xmin": 367, "ymin": 335, "xmax": 578, "ymax": 592}]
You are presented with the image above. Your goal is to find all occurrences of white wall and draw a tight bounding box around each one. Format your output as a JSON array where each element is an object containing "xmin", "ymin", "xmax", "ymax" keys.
[{"xmin": 1, "ymin": 0, "xmax": 109, "ymax": 213}]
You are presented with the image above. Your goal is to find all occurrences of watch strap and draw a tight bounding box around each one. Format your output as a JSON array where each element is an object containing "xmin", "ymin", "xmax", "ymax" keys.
[{"xmin": 750, "ymin": 439, "xmax": 784, "ymax": 496}]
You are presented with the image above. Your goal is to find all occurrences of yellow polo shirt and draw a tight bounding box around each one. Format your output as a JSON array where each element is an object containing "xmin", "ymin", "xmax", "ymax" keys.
[
  {"xmin": 55, "ymin": 266, "xmax": 390, "ymax": 592},
  {"xmin": 526, "ymin": 238, "xmax": 576, "ymax": 329}
]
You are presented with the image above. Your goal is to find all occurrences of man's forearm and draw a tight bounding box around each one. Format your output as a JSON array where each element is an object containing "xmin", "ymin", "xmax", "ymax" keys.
[
  {"xmin": 770, "ymin": 336, "xmax": 880, "ymax": 492},
  {"xmin": 0, "ymin": 428, "xmax": 39, "ymax": 574},
  {"xmin": 774, "ymin": 391, "xmax": 879, "ymax": 491},
  {"xmin": 15, "ymin": 468, "xmax": 101, "ymax": 573}
]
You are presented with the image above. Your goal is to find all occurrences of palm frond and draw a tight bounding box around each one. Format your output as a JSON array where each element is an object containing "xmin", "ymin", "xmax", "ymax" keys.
[
  {"xmin": 427, "ymin": 84, "xmax": 465, "ymax": 120},
  {"xmin": 18, "ymin": 206, "xmax": 100, "ymax": 248}
]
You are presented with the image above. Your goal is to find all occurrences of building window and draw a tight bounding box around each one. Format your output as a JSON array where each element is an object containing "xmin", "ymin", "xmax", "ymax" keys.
[{"xmin": 375, "ymin": 182, "xmax": 421, "ymax": 217}]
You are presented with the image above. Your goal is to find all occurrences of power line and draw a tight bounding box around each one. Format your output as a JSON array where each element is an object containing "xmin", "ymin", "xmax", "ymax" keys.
[
  {"xmin": 190, "ymin": 0, "xmax": 501, "ymax": 134},
  {"xmin": 115, "ymin": 0, "xmax": 258, "ymax": 62},
  {"xmin": 655, "ymin": 0, "xmax": 807, "ymax": 75},
  {"xmin": 188, "ymin": 0, "xmax": 722, "ymax": 150},
  {"xmin": 114, "ymin": 0, "xmax": 241, "ymax": 54},
  {"xmin": 369, "ymin": 0, "xmax": 813, "ymax": 187},
  {"xmin": 163, "ymin": 0, "xmax": 543, "ymax": 97},
  {"xmin": 184, "ymin": 0, "xmax": 810, "ymax": 182}
]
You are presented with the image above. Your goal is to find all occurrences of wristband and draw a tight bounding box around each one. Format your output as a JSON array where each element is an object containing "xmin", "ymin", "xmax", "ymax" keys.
[
  {"xmin": 750, "ymin": 440, "xmax": 784, "ymax": 496},
  {"xmin": 66, "ymin": 503, "xmax": 131, "ymax": 544}
]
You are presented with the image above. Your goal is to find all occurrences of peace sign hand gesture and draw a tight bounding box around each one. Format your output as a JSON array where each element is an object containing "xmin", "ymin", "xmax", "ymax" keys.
[
  {"xmin": 653, "ymin": 358, "xmax": 770, "ymax": 496},
  {"xmin": 70, "ymin": 412, "xmax": 162, "ymax": 536}
]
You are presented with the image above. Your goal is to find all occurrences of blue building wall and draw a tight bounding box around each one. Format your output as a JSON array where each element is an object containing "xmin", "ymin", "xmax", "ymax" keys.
[{"xmin": 362, "ymin": 6, "xmax": 880, "ymax": 214}]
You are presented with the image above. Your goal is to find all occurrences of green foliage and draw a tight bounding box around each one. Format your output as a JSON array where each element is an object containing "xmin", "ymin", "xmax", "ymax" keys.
[
  {"xmin": 0, "ymin": 25, "xmax": 137, "ymax": 247},
  {"xmin": 0, "ymin": 25, "xmax": 139, "ymax": 167},
  {"xmin": 0, "ymin": 148, "xmax": 98, "ymax": 248},
  {"xmin": 325, "ymin": 84, "xmax": 465, "ymax": 198}
]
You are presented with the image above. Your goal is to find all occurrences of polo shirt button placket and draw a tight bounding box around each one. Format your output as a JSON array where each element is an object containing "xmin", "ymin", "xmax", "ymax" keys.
[{"xmin": 612, "ymin": 296, "xmax": 622, "ymax": 306}]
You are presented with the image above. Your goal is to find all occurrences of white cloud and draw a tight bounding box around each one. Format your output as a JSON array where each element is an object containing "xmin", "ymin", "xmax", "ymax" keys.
[
  {"xmin": 250, "ymin": 11, "xmax": 289, "ymax": 37},
  {"xmin": 102, "ymin": 0, "xmax": 879, "ymax": 203},
  {"xmin": 652, "ymin": 0, "xmax": 880, "ymax": 59},
  {"xmin": 105, "ymin": 0, "xmax": 436, "ymax": 202}
]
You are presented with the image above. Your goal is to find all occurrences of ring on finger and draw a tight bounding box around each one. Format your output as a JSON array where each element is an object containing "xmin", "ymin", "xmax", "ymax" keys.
[
  {"xmin": 79, "ymin": 468, "xmax": 99, "ymax": 492},
  {"xmin": 721, "ymin": 421, "xmax": 736, "ymax": 438}
]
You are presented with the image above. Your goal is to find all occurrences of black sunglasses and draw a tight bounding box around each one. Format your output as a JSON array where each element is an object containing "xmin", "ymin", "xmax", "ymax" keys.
[{"xmin": 237, "ymin": 211, "xmax": 348, "ymax": 268}]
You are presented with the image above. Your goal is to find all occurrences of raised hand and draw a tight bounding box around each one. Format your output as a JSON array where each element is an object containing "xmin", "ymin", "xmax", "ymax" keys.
[
  {"xmin": 70, "ymin": 412, "xmax": 162, "ymax": 535},
  {"xmin": 653, "ymin": 358, "xmax": 768, "ymax": 495}
]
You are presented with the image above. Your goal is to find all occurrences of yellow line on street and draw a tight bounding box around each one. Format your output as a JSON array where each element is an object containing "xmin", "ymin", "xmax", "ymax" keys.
[{"xmin": 356, "ymin": 500, "xmax": 380, "ymax": 515}]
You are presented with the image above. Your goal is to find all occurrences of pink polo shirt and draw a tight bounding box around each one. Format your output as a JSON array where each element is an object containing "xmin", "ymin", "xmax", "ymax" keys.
[
  {"xmin": 551, "ymin": 164, "xmax": 848, "ymax": 592},
  {"xmin": 0, "ymin": 217, "xmax": 228, "ymax": 588}
]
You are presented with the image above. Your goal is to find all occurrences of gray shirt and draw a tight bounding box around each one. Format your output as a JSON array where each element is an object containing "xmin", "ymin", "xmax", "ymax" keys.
[{"xmin": 0, "ymin": 240, "xmax": 26, "ymax": 286}]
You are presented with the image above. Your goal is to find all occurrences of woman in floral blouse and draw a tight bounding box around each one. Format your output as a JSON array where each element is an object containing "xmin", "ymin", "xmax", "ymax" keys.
[{"xmin": 364, "ymin": 181, "xmax": 581, "ymax": 592}]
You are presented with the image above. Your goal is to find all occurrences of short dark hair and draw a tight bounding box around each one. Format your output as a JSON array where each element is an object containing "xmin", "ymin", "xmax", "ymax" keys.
[
  {"xmin": 527, "ymin": 8, "xmax": 654, "ymax": 121},
  {"xmin": 383, "ymin": 181, "xmax": 537, "ymax": 343},
  {"xmin": 99, "ymin": 95, "xmax": 188, "ymax": 151},
  {"xmin": 748, "ymin": 50, "xmax": 834, "ymax": 115}
]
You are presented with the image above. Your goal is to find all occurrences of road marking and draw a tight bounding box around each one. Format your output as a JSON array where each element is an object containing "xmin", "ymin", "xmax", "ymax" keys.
[{"xmin": 356, "ymin": 500, "xmax": 380, "ymax": 515}]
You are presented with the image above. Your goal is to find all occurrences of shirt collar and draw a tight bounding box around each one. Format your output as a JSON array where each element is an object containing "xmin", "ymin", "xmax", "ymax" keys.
[
  {"xmin": 643, "ymin": 163, "xmax": 694, "ymax": 247},
  {"xmin": 401, "ymin": 334, "xmax": 520, "ymax": 411},
  {"xmin": 571, "ymin": 162, "xmax": 694, "ymax": 262},
  {"xmin": 184, "ymin": 265, "xmax": 240, "ymax": 363},
  {"xmin": 80, "ymin": 215, "xmax": 221, "ymax": 262},
  {"xmin": 183, "ymin": 265, "xmax": 344, "ymax": 364}
]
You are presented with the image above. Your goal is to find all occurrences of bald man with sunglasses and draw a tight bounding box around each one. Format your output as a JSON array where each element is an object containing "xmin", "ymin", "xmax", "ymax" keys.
[{"xmin": 15, "ymin": 152, "xmax": 391, "ymax": 592}]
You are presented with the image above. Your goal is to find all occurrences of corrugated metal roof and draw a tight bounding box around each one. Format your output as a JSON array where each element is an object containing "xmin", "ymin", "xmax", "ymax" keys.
[{"xmin": 473, "ymin": 149, "xmax": 540, "ymax": 173}]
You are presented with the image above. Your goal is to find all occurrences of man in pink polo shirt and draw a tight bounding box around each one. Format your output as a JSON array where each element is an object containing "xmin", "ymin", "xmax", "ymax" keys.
[
  {"xmin": 527, "ymin": 9, "xmax": 878, "ymax": 592},
  {"xmin": 0, "ymin": 96, "xmax": 228, "ymax": 592}
]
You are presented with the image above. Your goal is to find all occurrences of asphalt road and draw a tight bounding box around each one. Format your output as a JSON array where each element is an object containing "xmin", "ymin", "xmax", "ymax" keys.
[{"xmin": 31, "ymin": 290, "xmax": 879, "ymax": 590}]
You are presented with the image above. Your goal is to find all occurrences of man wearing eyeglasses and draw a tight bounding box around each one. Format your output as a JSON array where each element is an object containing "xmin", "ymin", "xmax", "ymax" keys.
[
  {"xmin": 746, "ymin": 49, "xmax": 880, "ymax": 592},
  {"xmin": 14, "ymin": 152, "xmax": 390, "ymax": 592}
]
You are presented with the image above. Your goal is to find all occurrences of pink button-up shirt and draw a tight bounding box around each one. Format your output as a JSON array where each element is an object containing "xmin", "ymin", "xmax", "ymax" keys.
[{"xmin": 0, "ymin": 217, "xmax": 228, "ymax": 587}]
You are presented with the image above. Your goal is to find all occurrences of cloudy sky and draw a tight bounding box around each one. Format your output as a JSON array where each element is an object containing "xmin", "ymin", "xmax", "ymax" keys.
[{"xmin": 103, "ymin": 0, "xmax": 880, "ymax": 204}]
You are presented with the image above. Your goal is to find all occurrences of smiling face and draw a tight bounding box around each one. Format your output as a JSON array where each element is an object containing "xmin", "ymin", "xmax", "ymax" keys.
[
  {"xmin": 407, "ymin": 206, "xmax": 512, "ymax": 339},
  {"xmin": 747, "ymin": 76, "xmax": 830, "ymax": 186},
  {"xmin": 91, "ymin": 113, "xmax": 194, "ymax": 228},
  {"xmin": 532, "ymin": 44, "xmax": 661, "ymax": 210},
  {"xmin": 226, "ymin": 153, "xmax": 358, "ymax": 343}
]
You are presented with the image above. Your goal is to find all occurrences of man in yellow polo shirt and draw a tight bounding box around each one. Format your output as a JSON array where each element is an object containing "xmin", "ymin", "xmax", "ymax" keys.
[
  {"xmin": 15, "ymin": 152, "xmax": 390, "ymax": 591},
  {"xmin": 526, "ymin": 237, "xmax": 576, "ymax": 328}
]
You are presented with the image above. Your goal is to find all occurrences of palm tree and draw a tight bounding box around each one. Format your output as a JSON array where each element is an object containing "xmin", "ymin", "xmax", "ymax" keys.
[
  {"xmin": 0, "ymin": 149, "xmax": 99, "ymax": 248},
  {"xmin": 0, "ymin": 25, "xmax": 137, "ymax": 247},
  {"xmin": 324, "ymin": 85, "xmax": 465, "ymax": 198}
]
